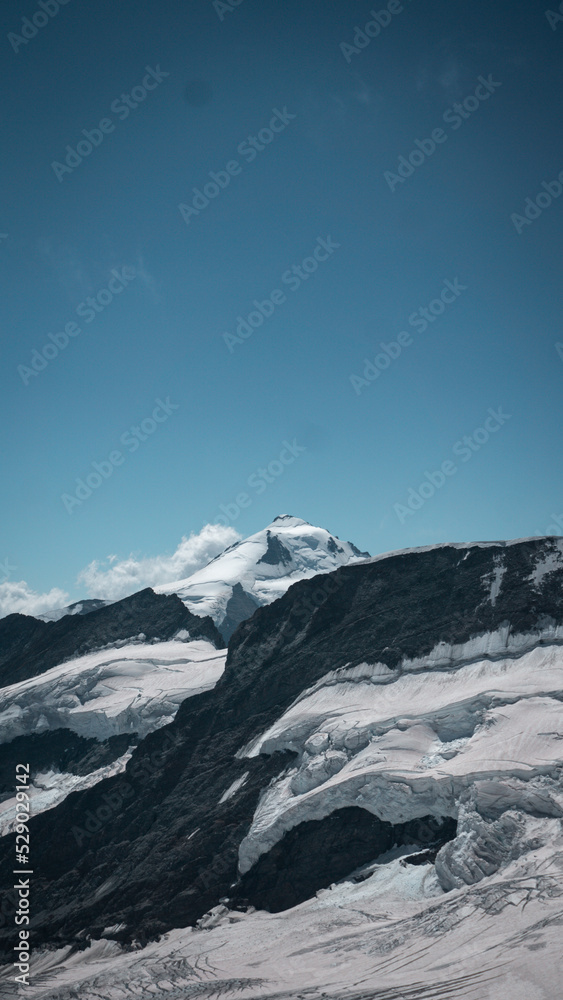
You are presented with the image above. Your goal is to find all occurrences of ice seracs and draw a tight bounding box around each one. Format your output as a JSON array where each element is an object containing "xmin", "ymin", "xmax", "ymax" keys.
[
  {"xmin": 1, "ymin": 533, "xmax": 562, "ymax": 998},
  {"xmin": 238, "ymin": 632, "xmax": 563, "ymax": 883},
  {"xmin": 0, "ymin": 636, "xmax": 226, "ymax": 744}
]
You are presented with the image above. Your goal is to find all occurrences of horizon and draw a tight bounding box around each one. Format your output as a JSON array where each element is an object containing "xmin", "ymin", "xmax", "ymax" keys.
[
  {"xmin": 2, "ymin": 0, "xmax": 563, "ymax": 617},
  {"xmin": 4, "ymin": 511, "xmax": 563, "ymax": 618}
]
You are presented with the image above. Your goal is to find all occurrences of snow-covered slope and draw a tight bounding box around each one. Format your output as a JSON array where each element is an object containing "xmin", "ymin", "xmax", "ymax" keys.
[
  {"xmin": 0, "ymin": 634, "xmax": 226, "ymax": 832},
  {"xmin": 0, "ymin": 635, "xmax": 226, "ymax": 745},
  {"xmin": 0, "ymin": 748, "xmax": 134, "ymax": 838},
  {"xmin": 1, "ymin": 535, "xmax": 562, "ymax": 998},
  {"xmin": 237, "ymin": 628, "xmax": 563, "ymax": 875},
  {"xmin": 9, "ymin": 832, "xmax": 561, "ymax": 999},
  {"xmin": 155, "ymin": 515, "xmax": 369, "ymax": 638},
  {"xmin": 10, "ymin": 625, "xmax": 562, "ymax": 998}
]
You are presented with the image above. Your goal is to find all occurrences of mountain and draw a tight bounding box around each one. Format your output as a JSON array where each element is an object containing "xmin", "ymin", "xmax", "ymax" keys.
[
  {"xmin": 26, "ymin": 516, "xmax": 368, "ymax": 639},
  {"xmin": 1, "ymin": 535, "xmax": 561, "ymax": 999},
  {"xmin": 0, "ymin": 586, "xmax": 223, "ymax": 689},
  {"xmin": 36, "ymin": 598, "xmax": 113, "ymax": 622},
  {"xmin": 0, "ymin": 588, "xmax": 226, "ymax": 837},
  {"xmin": 0, "ymin": 517, "xmax": 368, "ymax": 834},
  {"xmin": 155, "ymin": 514, "xmax": 370, "ymax": 639}
]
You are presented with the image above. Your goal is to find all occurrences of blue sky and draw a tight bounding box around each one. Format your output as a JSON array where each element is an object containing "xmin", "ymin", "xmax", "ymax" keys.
[{"xmin": 1, "ymin": 0, "xmax": 563, "ymax": 613}]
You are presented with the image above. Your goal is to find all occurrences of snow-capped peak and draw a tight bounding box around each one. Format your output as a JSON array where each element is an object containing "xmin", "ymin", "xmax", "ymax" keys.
[
  {"xmin": 155, "ymin": 516, "xmax": 370, "ymax": 640},
  {"xmin": 267, "ymin": 514, "xmax": 311, "ymax": 528}
]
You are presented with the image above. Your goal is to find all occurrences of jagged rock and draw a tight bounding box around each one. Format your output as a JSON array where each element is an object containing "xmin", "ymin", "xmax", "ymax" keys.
[
  {"xmin": 0, "ymin": 537, "xmax": 561, "ymax": 960},
  {"xmin": 0, "ymin": 588, "xmax": 224, "ymax": 687}
]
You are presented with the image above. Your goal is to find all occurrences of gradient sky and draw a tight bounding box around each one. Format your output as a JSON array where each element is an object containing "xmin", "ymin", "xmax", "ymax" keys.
[{"xmin": 1, "ymin": 0, "xmax": 563, "ymax": 613}]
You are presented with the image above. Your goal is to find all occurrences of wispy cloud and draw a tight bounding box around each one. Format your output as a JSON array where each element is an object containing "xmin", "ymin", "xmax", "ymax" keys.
[
  {"xmin": 0, "ymin": 580, "xmax": 70, "ymax": 619},
  {"xmin": 0, "ymin": 525, "xmax": 241, "ymax": 620},
  {"xmin": 77, "ymin": 523, "xmax": 242, "ymax": 602}
]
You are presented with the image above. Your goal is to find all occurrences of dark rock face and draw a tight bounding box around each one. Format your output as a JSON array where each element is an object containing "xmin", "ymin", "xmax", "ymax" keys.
[
  {"xmin": 0, "ymin": 731, "xmax": 137, "ymax": 798},
  {"xmin": 232, "ymin": 809, "xmax": 456, "ymax": 912},
  {"xmin": 256, "ymin": 531, "xmax": 292, "ymax": 566},
  {"xmin": 0, "ymin": 588, "xmax": 224, "ymax": 688},
  {"xmin": 348, "ymin": 541, "xmax": 371, "ymax": 557},
  {"xmin": 0, "ymin": 538, "xmax": 561, "ymax": 958},
  {"xmin": 220, "ymin": 584, "xmax": 260, "ymax": 643},
  {"xmin": 326, "ymin": 537, "xmax": 344, "ymax": 554},
  {"xmin": 0, "ymin": 614, "xmax": 47, "ymax": 684}
]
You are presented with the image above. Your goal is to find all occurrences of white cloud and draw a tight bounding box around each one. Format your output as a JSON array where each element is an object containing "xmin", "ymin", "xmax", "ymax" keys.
[
  {"xmin": 0, "ymin": 581, "xmax": 70, "ymax": 619},
  {"xmin": 77, "ymin": 523, "xmax": 241, "ymax": 602}
]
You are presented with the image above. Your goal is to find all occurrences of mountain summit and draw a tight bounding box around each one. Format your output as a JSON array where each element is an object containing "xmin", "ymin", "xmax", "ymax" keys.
[
  {"xmin": 155, "ymin": 515, "xmax": 370, "ymax": 639},
  {"xmin": 0, "ymin": 535, "xmax": 562, "ymax": 998}
]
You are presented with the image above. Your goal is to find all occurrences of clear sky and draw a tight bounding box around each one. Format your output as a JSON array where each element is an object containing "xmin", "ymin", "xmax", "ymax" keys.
[{"xmin": 1, "ymin": 0, "xmax": 563, "ymax": 614}]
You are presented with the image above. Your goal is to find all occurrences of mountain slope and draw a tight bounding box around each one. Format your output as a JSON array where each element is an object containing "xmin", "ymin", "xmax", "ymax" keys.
[
  {"xmin": 1, "ymin": 533, "xmax": 561, "ymax": 988},
  {"xmin": 155, "ymin": 514, "xmax": 370, "ymax": 639},
  {"xmin": 0, "ymin": 518, "xmax": 368, "ymax": 829},
  {"xmin": 0, "ymin": 587, "xmax": 224, "ymax": 689}
]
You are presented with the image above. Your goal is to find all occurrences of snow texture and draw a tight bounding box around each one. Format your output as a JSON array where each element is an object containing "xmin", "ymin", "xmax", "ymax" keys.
[
  {"xmin": 237, "ymin": 626, "xmax": 563, "ymax": 879},
  {"xmin": 0, "ymin": 749, "xmax": 133, "ymax": 836},
  {"xmin": 0, "ymin": 637, "xmax": 226, "ymax": 744},
  {"xmin": 5, "ymin": 829, "xmax": 562, "ymax": 999},
  {"xmin": 2, "ymin": 533, "xmax": 562, "ymax": 998},
  {"xmin": 155, "ymin": 515, "xmax": 368, "ymax": 630}
]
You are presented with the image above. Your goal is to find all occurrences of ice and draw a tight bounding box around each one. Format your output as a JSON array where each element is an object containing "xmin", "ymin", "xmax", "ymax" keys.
[
  {"xmin": 484, "ymin": 554, "xmax": 506, "ymax": 605},
  {"xmin": 237, "ymin": 634, "xmax": 563, "ymax": 875},
  {"xmin": 0, "ymin": 638, "xmax": 226, "ymax": 744},
  {"xmin": 8, "ymin": 829, "xmax": 563, "ymax": 998},
  {"xmin": 0, "ymin": 749, "xmax": 133, "ymax": 836},
  {"xmin": 154, "ymin": 516, "xmax": 367, "ymax": 627},
  {"xmin": 219, "ymin": 772, "xmax": 249, "ymax": 804}
]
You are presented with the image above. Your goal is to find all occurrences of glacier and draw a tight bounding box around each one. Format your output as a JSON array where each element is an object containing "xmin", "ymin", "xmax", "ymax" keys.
[
  {"xmin": 1, "ymin": 532, "xmax": 562, "ymax": 998},
  {"xmin": 0, "ymin": 636, "xmax": 226, "ymax": 744},
  {"xmin": 155, "ymin": 514, "xmax": 369, "ymax": 636}
]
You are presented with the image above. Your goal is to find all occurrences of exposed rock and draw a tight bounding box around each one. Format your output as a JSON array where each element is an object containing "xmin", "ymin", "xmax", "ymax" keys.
[
  {"xmin": 0, "ymin": 537, "xmax": 561, "ymax": 959},
  {"xmin": 231, "ymin": 807, "xmax": 456, "ymax": 912},
  {"xmin": 220, "ymin": 584, "xmax": 260, "ymax": 642},
  {"xmin": 0, "ymin": 588, "xmax": 224, "ymax": 687},
  {"xmin": 0, "ymin": 730, "xmax": 137, "ymax": 797}
]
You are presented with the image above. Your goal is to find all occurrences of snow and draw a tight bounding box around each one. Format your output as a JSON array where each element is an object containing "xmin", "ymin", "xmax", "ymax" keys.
[
  {"xmin": 362, "ymin": 534, "xmax": 563, "ymax": 566},
  {"xmin": 3, "ymin": 532, "xmax": 562, "ymax": 997},
  {"xmin": 0, "ymin": 637, "xmax": 226, "ymax": 744},
  {"xmin": 484, "ymin": 555, "xmax": 506, "ymax": 605},
  {"xmin": 8, "ymin": 828, "xmax": 563, "ymax": 998},
  {"xmin": 3, "ymin": 618, "xmax": 563, "ymax": 998},
  {"xmin": 154, "ymin": 516, "xmax": 367, "ymax": 628},
  {"xmin": 219, "ymin": 772, "xmax": 249, "ymax": 804},
  {"xmin": 528, "ymin": 547, "xmax": 563, "ymax": 586},
  {"xmin": 237, "ymin": 631, "xmax": 563, "ymax": 874},
  {"xmin": 0, "ymin": 749, "xmax": 133, "ymax": 837}
]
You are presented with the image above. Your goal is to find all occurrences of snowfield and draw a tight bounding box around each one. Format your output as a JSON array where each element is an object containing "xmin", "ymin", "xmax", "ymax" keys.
[
  {"xmin": 155, "ymin": 515, "xmax": 368, "ymax": 628},
  {"xmin": 238, "ymin": 628, "xmax": 563, "ymax": 877},
  {"xmin": 3, "ymin": 828, "xmax": 562, "ymax": 999},
  {"xmin": 3, "ymin": 623, "xmax": 561, "ymax": 999},
  {"xmin": 0, "ymin": 636, "xmax": 226, "ymax": 744}
]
